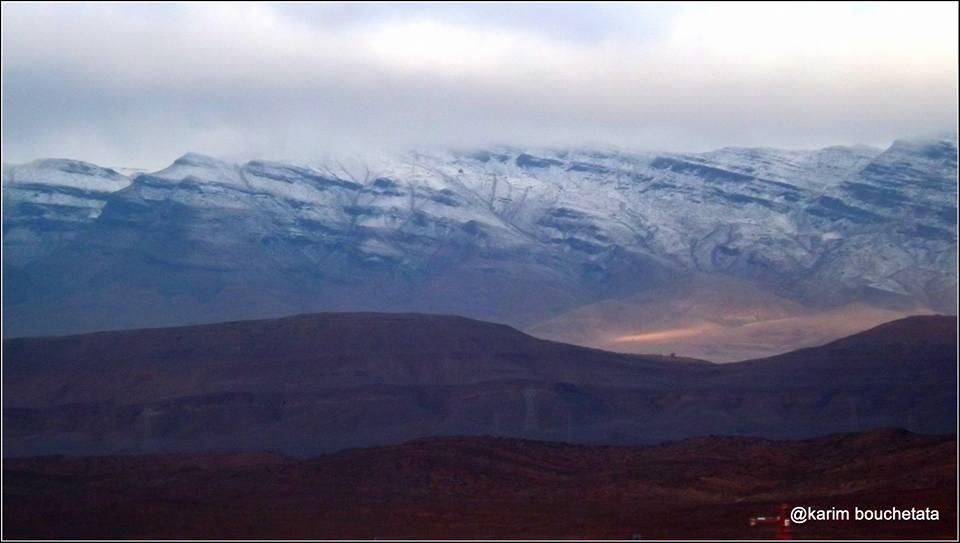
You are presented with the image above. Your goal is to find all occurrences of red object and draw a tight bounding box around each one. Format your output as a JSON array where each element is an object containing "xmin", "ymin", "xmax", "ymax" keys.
[{"xmin": 749, "ymin": 504, "xmax": 791, "ymax": 540}]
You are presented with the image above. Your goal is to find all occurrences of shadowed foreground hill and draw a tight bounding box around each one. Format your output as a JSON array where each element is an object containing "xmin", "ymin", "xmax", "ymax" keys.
[
  {"xmin": 3, "ymin": 430, "xmax": 955, "ymax": 539},
  {"xmin": 3, "ymin": 313, "xmax": 956, "ymax": 456}
]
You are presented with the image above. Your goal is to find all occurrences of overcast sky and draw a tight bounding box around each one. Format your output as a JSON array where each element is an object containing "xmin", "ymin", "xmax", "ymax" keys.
[{"xmin": 2, "ymin": 1, "xmax": 957, "ymax": 169}]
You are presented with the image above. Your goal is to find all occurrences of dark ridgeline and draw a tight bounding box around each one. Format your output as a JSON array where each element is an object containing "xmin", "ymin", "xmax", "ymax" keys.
[{"xmin": 3, "ymin": 313, "xmax": 956, "ymax": 456}]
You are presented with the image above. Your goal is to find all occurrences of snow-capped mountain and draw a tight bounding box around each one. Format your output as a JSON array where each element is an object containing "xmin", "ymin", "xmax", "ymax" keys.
[
  {"xmin": 2, "ymin": 139, "xmax": 956, "ymax": 339},
  {"xmin": 2, "ymin": 159, "xmax": 132, "ymax": 263}
]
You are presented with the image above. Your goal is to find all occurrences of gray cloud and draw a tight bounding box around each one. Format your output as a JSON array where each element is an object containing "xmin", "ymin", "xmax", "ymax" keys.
[{"xmin": 2, "ymin": 2, "xmax": 957, "ymax": 169}]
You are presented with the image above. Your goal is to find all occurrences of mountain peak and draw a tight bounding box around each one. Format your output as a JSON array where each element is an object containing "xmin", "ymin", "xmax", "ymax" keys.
[
  {"xmin": 2, "ymin": 157, "xmax": 131, "ymax": 192},
  {"xmin": 172, "ymin": 152, "xmax": 231, "ymax": 167},
  {"xmin": 149, "ymin": 152, "xmax": 245, "ymax": 186}
]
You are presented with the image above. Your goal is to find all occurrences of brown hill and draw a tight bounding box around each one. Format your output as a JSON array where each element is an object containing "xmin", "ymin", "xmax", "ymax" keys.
[
  {"xmin": 3, "ymin": 430, "xmax": 955, "ymax": 539},
  {"xmin": 3, "ymin": 313, "xmax": 956, "ymax": 456}
]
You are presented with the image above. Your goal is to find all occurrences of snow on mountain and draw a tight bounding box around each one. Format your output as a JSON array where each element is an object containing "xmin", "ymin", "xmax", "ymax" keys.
[
  {"xmin": 148, "ymin": 153, "xmax": 248, "ymax": 188},
  {"xmin": 3, "ymin": 158, "xmax": 132, "ymax": 192},
  {"xmin": 2, "ymin": 159, "xmax": 135, "ymax": 264},
  {"xmin": 2, "ymin": 139, "xmax": 956, "ymax": 337},
  {"xmin": 2, "ymin": 158, "xmax": 133, "ymax": 223}
]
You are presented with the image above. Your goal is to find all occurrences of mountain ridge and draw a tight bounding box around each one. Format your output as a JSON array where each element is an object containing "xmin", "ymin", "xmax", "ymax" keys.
[
  {"xmin": 3, "ymin": 312, "xmax": 955, "ymax": 457},
  {"xmin": 3, "ymin": 138, "xmax": 956, "ymax": 355}
]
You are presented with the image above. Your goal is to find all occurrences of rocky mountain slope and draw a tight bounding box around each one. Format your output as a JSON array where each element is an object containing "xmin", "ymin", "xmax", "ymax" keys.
[{"xmin": 2, "ymin": 139, "xmax": 956, "ymax": 343}]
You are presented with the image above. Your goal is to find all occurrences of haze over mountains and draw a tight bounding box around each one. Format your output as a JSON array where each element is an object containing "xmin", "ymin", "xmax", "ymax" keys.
[
  {"xmin": 3, "ymin": 140, "xmax": 955, "ymax": 534},
  {"xmin": 2, "ymin": 137, "xmax": 956, "ymax": 359},
  {"xmin": 4, "ymin": 313, "xmax": 955, "ymax": 457}
]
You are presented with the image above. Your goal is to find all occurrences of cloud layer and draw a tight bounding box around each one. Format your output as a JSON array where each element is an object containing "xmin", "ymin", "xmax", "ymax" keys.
[{"xmin": 2, "ymin": 2, "xmax": 957, "ymax": 168}]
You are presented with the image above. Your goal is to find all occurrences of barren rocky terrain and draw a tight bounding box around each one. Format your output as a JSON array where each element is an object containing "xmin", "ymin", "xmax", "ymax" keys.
[{"xmin": 3, "ymin": 429, "xmax": 955, "ymax": 539}]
